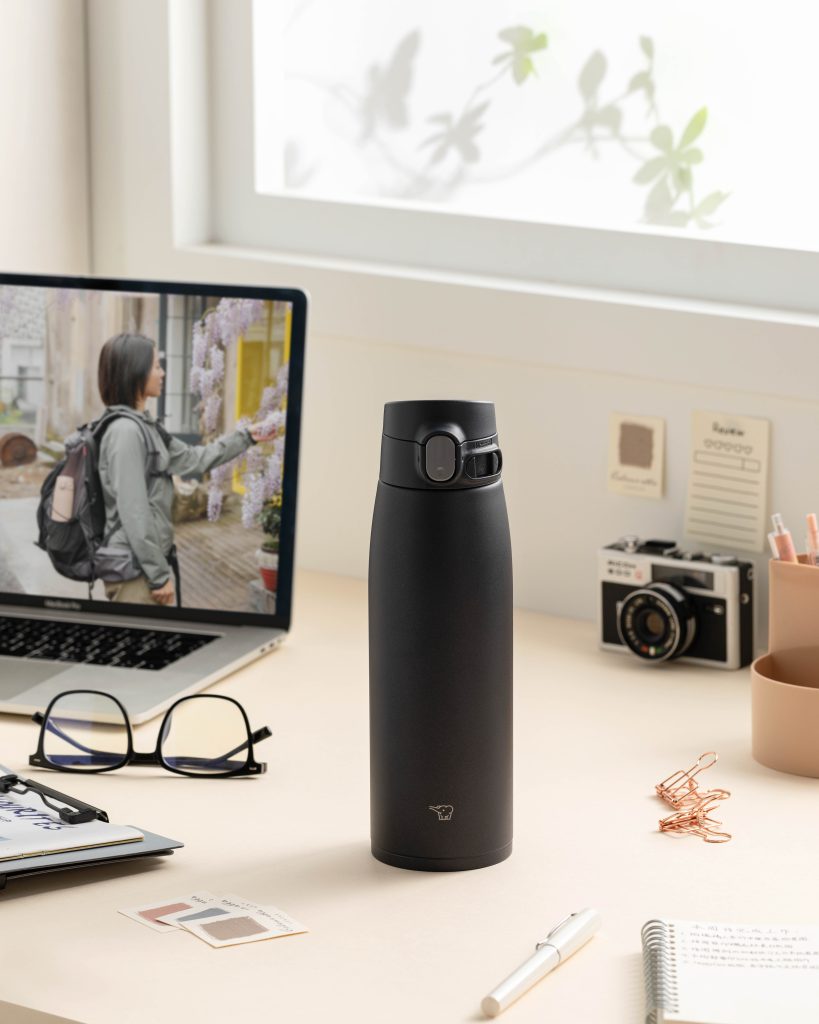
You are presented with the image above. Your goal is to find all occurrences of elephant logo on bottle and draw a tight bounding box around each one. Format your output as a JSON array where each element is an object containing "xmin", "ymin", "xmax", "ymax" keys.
[{"xmin": 428, "ymin": 804, "xmax": 454, "ymax": 821}]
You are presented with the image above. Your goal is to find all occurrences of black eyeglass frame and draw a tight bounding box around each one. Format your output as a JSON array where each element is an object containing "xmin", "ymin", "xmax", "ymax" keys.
[{"xmin": 28, "ymin": 690, "xmax": 271, "ymax": 778}]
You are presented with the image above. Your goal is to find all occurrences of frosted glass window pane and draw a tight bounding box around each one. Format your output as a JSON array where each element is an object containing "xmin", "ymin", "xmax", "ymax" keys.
[{"xmin": 253, "ymin": 1, "xmax": 819, "ymax": 251}]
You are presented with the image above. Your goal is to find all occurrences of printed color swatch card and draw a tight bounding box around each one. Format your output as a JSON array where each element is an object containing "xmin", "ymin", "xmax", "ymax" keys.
[
  {"xmin": 157, "ymin": 903, "xmax": 236, "ymax": 928},
  {"xmin": 684, "ymin": 411, "xmax": 770, "ymax": 552},
  {"xmin": 119, "ymin": 891, "xmax": 218, "ymax": 932},
  {"xmin": 159, "ymin": 893, "xmax": 309, "ymax": 944},
  {"xmin": 608, "ymin": 413, "xmax": 665, "ymax": 499},
  {"xmin": 125, "ymin": 891, "xmax": 308, "ymax": 948},
  {"xmin": 180, "ymin": 906, "xmax": 307, "ymax": 948}
]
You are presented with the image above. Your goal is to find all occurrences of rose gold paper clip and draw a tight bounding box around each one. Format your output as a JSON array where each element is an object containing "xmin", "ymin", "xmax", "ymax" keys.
[
  {"xmin": 655, "ymin": 751, "xmax": 719, "ymax": 809},
  {"xmin": 659, "ymin": 791, "xmax": 731, "ymax": 844}
]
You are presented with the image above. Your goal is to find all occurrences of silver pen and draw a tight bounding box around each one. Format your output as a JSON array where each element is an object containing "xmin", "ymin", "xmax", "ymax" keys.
[{"xmin": 481, "ymin": 908, "xmax": 602, "ymax": 1018}]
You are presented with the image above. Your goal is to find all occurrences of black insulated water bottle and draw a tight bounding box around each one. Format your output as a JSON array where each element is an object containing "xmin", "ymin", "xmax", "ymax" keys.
[{"xmin": 369, "ymin": 400, "xmax": 513, "ymax": 871}]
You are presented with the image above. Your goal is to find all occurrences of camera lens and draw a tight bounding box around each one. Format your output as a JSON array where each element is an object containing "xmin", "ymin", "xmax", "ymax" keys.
[
  {"xmin": 617, "ymin": 582, "xmax": 696, "ymax": 662},
  {"xmin": 635, "ymin": 608, "xmax": 669, "ymax": 645}
]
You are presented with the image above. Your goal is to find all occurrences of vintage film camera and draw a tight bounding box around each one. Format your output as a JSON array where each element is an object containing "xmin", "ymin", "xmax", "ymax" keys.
[{"xmin": 599, "ymin": 537, "xmax": 753, "ymax": 670}]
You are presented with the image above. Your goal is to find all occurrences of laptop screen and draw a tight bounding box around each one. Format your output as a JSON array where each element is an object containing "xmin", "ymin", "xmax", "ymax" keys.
[{"xmin": 0, "ymin": 274, "xmax": 305, "ymax": 630}]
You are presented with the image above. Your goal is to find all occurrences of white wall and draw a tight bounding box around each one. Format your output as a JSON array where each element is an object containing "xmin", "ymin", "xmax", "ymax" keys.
[
  {"xmin": 296, "ymin": 329, "xmax": 819, "ymax": 644},
  {"xmin": 0, "ymin": 0, "xmax": 89, "ymax": 275},
  {"xmin": 0, "ymin": 0, "xmax": 803, "ymax": 645}
]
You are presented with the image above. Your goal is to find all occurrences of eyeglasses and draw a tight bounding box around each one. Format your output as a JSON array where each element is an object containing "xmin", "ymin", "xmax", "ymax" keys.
[{"xmin": 29, "ymin": 690, "xmax": 271, "ymax": 778}]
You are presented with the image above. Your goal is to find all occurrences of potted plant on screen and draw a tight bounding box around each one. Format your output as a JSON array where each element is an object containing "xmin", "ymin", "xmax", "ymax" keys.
[{"xmin": 256, "ymin": 497, "xmax": 282, "ymax": 591}]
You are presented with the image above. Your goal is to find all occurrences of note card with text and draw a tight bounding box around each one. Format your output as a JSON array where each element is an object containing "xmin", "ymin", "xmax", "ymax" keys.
[{"xmin": 684, "ymin": 412, "xmax": 770, "ymax": 553}]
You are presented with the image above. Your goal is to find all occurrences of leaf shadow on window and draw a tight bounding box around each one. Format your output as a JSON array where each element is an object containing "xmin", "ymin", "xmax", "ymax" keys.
[
  {"xmin": 577, "ymin": 51, "xmax": 622, "ymax": 156},
  {"xmin": 421, "ymin": 101, "xmax": 491, "ymax": 165},
  {"xmin": 571, "ymin": 42, "xmax": 730, "ymax": 228},
  {"xmin": 281, "ymin": 26, "xmax": 729, "ymax": 230},
  {"xmin": 492, "ymin": 25, "xmax": 548, "ymax": 85},
  {"xmin": 632, "ymin": 109, "xmax": 729, "ymax": 228},
  {"xmin": 358, "ymin": 30, "xmax": 421, "ymax": 141}
]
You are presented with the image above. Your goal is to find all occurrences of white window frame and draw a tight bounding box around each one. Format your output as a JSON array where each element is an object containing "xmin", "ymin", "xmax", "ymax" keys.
[
  {"xmin": 85, "ymin": 0, "xmax": 819, "ymax": 405},
  {"xmin": 202, "ymin": 0, "xmax": 819, "ymax": 316}
]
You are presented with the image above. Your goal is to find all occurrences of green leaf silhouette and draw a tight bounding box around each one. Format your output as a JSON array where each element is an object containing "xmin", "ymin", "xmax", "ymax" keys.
[
  {"xmin": 421, "ymin": 100, "xmax": 490, "ymax": 163},
  {"xmin": 640, "ymin": 36, "xmax": 654, "ymax": 59},
  {"xmin": 497, "ymin": 26, "xmax": 548, "ymax": 52},
  {"xmin": 633, "ymin": 156, "xmax": 667, "ymax": 184},
  {"xmin": 679, "ymin": 107, "xmax": 708, "ymax": 149},
  {"xmin": 672, "ymin": 166, "xmax": 693, "ymax": 191},
  {"xmin": 679, "ymin": 147, "xmax": 703, "ymax": 165},
  {"xmin": 650, "ymin": 125, "xmax": 673, "ymax": 152},
  {"xmin": 578, "ymin": 51, "xmax": 606, "ymax": 101},
  {"xmin": 695, "ymin": 191, "xmax": 729, "ymax": 217},
  {"xmin": 595, "ymin": 105, "xmax": 622, "ymax": 133},
  {"xmin": 645, "ymin": 176, "xmax": 689, "ymax": 226},
  {"xmin": 494, "ymin": 26, "xmax": 548, "ymax": 85},
  {"xmin": 629, "ymin": 70, "xmax": 650, "ymax": 92}
]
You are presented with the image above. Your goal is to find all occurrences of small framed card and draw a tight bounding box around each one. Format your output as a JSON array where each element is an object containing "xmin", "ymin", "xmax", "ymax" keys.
[{"xmin": 608, "ymin": 413, "xmax": 665, "ymax": 499}]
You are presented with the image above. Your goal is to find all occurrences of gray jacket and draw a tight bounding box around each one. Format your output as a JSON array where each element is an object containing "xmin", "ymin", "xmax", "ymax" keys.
[{"xmin": 98, "ymin": 405, "xmax": 254, "ymax": 589}]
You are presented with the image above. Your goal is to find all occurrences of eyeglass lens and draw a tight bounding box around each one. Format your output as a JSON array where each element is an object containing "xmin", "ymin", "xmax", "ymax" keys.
[
  {"xmin": 42, "ymin": 692, "xmax": 129, "ymax": 771},
  {"xmin": 160, "ymin": 696, "xmax": 251, "ymax": 775}
]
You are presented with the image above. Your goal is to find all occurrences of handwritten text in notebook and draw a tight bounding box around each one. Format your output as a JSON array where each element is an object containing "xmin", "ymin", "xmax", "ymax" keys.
[
  {"xmin": 643, "ymin": 918, "xmax": 819, "ymax": 1024},
  {"xmin": 683, "ymin": 921, "xmax": 819, "ymax": 970}
]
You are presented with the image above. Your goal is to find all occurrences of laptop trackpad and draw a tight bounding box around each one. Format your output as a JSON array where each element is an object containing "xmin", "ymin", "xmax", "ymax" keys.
[{"xmin": 0, "ymin": 659, "xmax": 72, "ymax": 700}]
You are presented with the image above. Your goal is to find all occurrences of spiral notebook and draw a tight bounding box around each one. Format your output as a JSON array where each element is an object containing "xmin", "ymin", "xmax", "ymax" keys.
[{"xmin": 642, "ymin": 918, "xmax": 819, "ymax": 1023}]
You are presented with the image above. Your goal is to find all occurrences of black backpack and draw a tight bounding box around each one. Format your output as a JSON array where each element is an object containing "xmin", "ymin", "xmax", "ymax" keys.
[{"xmin": 36, "ymin": 408, "xmax": 163, "ymax": 587}]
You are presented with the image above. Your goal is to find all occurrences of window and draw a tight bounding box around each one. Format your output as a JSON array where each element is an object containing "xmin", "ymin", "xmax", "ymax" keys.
[
  {"xmin": 254, "ymin": 1, "xmax": 818, "ymax": 252},
  {"xmin": 184, "ymin": 1, "xmax": 819, "ymax": 315}
]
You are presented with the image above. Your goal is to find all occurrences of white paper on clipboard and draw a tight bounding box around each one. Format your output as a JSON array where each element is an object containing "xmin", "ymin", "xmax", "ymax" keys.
[{"xmin": 684, "ymin": 411, "xmax": 770, "ymax": 553}]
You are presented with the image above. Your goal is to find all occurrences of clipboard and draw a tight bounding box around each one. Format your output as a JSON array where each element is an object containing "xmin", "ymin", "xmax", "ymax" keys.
[
  {"xmin": 0, "ymin": 770, "xmax": 183, "ymax": 890},
  {"xmin": 0, "ymin": 828, "xmax": 183, "ymax": 890}
]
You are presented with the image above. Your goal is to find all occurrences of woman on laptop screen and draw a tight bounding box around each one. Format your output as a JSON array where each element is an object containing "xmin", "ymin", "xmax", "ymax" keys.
[{"xmin": 97, "ymin": 333, "xmax": 274, "ymax": 607}]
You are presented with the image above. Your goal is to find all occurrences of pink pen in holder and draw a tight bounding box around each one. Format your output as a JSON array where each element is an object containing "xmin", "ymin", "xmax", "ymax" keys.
[
  {"xmin": 768, "ymin": 512, "xmax": 797, "ymax": 562},
  {"xmin": 806, "ymin": 512, "xmax": 819, "ymax": 566}
]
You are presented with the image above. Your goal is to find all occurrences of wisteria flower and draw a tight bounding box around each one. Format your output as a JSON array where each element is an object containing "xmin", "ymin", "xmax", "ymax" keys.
[
  {"xmin": 241, "ymin": 473, "xmax": 269, "ymax": 528},
  {"xmin": 192, "ymin": 321, "xmax": 207, "ymax": 370},
  {"xmin": 191, "ymin": 299, "xmax": 290, "ymax": 527},
  {"xmin": 203, "ymin": 393, "xmax": 222, "ymax": 433}
]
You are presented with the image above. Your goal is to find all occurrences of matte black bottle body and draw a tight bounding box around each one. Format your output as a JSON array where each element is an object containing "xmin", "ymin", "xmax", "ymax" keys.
[{"xmin": 369, "ymin": 401, "xmax": 513, "ymax": 871}]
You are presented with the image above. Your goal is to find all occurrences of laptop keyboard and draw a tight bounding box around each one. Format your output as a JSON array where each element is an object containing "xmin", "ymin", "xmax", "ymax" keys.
[{"xmin": 0, "ymin": 616, "xmax": 217, "ymax": 671}]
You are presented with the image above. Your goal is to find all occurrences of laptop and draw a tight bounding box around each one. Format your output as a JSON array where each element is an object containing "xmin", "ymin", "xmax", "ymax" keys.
[{"xmin": 0, "ymin": 273, "xmax": 306, "ymax": 723}]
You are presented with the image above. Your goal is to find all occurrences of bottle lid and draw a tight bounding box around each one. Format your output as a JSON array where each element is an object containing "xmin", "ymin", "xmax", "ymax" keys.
[
  {"xmin": 379, "ymin": 400, "xmax": 501, "ymax": 489},
  {"xmin": 382, "ymin": 400, "xmax": 497, "ymax": 444}
]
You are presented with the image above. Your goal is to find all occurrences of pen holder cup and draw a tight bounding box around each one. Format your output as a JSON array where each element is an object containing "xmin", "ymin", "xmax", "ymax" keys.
[{"xmin": 751, "ymin": 558, "xmax": 819, "ymax": 777}]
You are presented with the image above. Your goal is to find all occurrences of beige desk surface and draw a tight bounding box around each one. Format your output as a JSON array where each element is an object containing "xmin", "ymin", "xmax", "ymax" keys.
[{"xmin": 0, "ymin": 570, "xmax": 817, "ymax": 1024}]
